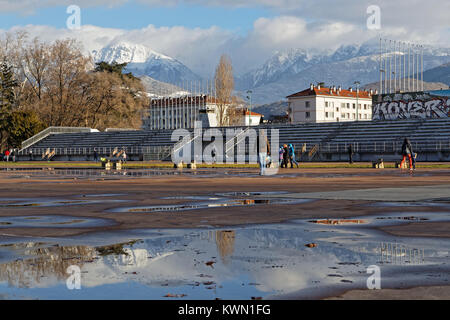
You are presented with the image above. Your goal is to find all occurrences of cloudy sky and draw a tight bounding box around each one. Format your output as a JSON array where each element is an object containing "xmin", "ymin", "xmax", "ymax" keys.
[{"xmin": 1, "ymin": 0, "xmax": 449, "ymax": 76}]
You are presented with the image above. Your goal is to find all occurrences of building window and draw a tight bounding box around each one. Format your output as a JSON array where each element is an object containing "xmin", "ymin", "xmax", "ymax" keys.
[
  {"xmin": 325, "ymin": 112, "xmax": 329, "ymax": 118},
  {"xmin": 305, "ymin": 112, "xmax": 311, "ymax": 118},
  {"xmin": 347, "ymin": 103, "xmax": 350, "ymax": 108},
  {"xmin": 341, "ymin": 103, "xmax": 345, "ymax": 109},
  {"xmin": 352, "ymin": 103, "xmax": 356, "ymax": 109},
  {"xmin": 341, "ymin": 113, "xmax": 345, "ymax": 119},
  {"xmin": 352, "ymin": 113, "xmax": 355, "ymax": 119},
  {"xmin": 305, "ymin": 101, "xmax": 310, "ymax": 108},
  {"xmin": 325, "ymin": 102, "xmax": 329, "ymax": 108},
  {"xmin": 336, "ymin": 107, "xmax": 339, "ymax": 112}
]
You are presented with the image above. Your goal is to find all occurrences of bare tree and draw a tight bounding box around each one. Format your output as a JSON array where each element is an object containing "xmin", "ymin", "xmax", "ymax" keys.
[
  {"xmin": 214, "ymin": 54, "xmax": 234, "ymax": 127},
  {"xmin": 1, "ymin": 34, "xmax": 147, "ymax": 132}
]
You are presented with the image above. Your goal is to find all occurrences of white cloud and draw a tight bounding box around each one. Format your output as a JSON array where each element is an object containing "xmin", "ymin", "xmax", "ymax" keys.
[{"xmin": 2, "ymin": 0, "xmax": 450, "ymax": 77}]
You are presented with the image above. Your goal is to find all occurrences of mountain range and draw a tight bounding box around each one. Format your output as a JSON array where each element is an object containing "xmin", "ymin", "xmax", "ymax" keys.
[
  {"xmin": 92, "ymin": 41, "xmax": 450, "ymax": 105},
  {"xmin": 236, "ymin": 43, "xmax": 450, "ymax": 104},
  {"xmin": 93, "ymin": 42, "xmax": 201, "ymax": 84}
]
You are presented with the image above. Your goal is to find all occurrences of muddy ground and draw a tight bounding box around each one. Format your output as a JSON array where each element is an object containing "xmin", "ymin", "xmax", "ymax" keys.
[{"xmin": 0, "ymin": 167, "xmax": 449, "ymax": 238}]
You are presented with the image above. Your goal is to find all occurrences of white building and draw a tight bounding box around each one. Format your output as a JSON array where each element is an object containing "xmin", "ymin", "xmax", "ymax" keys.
[
  {"xmin": 287, "ymin": 84, "xmax": 374, "ymax": 123},
  {"xmin": 143, "ymin": 95, "xmax": 217, "ymax": 130},
  {"xmin": 142, "ymin": 95, "xmax": 257, "ymax": 129},
  {"xmin": 242, "ymin": 110, "xmax": 263, "ymax": 126}
]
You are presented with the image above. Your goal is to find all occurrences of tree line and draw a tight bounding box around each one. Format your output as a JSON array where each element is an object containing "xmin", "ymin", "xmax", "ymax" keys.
[
  {"xmin": 0, "ymin": 32, "xmax": 147, "ymax": 151},
  {"xmin": 0, "ymin": 31, "xmax": 245, "ymax": 151}
]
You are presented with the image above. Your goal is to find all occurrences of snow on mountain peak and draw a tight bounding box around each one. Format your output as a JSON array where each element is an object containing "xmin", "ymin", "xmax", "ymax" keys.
[
  {"xmin": 94, "ymin": 42, "xmax": 174, "ymax": 65},
  {"xmin": 93, "ymin": 42, "xmax": 201, "ymax": 84}
]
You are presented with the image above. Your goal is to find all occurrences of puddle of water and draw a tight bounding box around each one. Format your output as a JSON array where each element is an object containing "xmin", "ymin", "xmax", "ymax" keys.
[
  {"xmin": 110, "ymin": 198, "xmax": 313, "ymax": 213},
  {"xmin": 80, "ymin": 194, "xmax": 127, "ymax": 198},
  {"xmin": 216, "ymin": 191, "xmax": 289, "ymax": 197},
  {"xmin": 0, "ymin": 198, "xmax": 127, "ymax": 208},
  {"xmin": 0, "ymin": 211, "xmax": 449, "ymax": 299},
  {"xmin": 161, "ymin": 196, "xmax": 223, "ymax": 201},
  {"xmin": 367, "ymin": 201, "xmax": 450, "ymax": 208},
  {"xmin": 0, "ymin": 215, "xmax": 116, "ymax": 229},
  {"xmin": 310, "ymin": 219, "xmax": 368, "ymax": 225}
]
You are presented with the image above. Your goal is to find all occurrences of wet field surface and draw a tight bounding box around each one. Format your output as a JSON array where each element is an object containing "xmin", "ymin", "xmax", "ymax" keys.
[
  {"xmin": 0, "ymin": 212, "xmax": 449, "ymax": 300},
  {"xmin": 1, "ymin": 168, "xmax": 450, "ymax": 299},
  {"xmin": 0, "ymin": 194, "xmax": 449, "ymax": 299},
  {"xmin": 0, "ymin": 167, "xmax": 442, "ymax": 180},
  {"xmin": 0, "ymin": 215, "xmax": 116, "ymax": 229}
]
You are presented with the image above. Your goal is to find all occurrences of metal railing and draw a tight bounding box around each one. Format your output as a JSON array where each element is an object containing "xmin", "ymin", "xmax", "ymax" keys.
[
  {"xmin": 17, "ymin": 139, "xmax": 450, "ymax": 161},
  {"xmin": 20, "ymin": 127, "xmax": 93, "ymax": 150},
  {"xmin": 304, "ymin": 140, "xmax": 450, "ymax": 155}
]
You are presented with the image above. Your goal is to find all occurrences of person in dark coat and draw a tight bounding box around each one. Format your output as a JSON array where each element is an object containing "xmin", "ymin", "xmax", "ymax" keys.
[
  {"xmin": 400, "ymin": 138, "xmax": 413, "ymax": 170},
  {"xmin": 348, "ymin": 144, "xmax": 354, "ymax": 164},
  {"xmin": 282, "ymin": 144, "xmax": 289, "ymax": 168},
  {"xmin": 93, "ymin": 148, "xmax": 99, "ymax": 162}
]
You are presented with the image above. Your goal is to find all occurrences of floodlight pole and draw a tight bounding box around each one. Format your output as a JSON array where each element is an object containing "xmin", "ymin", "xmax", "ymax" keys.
[
  {"xmin": 354, "ymin": 81, "xmax": 360, "ymax": 122},
  {"xmin": 246, "ymin": 90, "xmax": 252, "ymax": 128}
]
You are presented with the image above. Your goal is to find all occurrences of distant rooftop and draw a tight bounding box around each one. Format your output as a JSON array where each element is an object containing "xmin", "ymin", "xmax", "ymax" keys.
[{"xmin": 287, "ymin": 85, "xmax": 373, "ymax": 99}]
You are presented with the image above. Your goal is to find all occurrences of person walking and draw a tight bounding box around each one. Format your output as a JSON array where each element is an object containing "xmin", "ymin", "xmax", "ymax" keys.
[
  {"xmin": 288, "ymin": 144, "xmax": 299, "ymax": 168},
  {"xmin": 29, "ymin": 149, "xmax": 33, "ymax": 161},
  {"xmin": 282, "ymin": 144, "xmax": 289, "ymax": 168},
  {"xmin": 400, "ymin": 138, "xmax": 414, "ymax": 171},
  {"xmin": 279, "ymin": 146, "xmax": 284, "ymax": 167},
  {"xmin": 256, "ymin": 130, "xmax": 270, "ymax": 176},
  {"xmin": 93, "ymin": 148, "xmax": 99, "ymax": 162},
  {"xmin": 5, "ymin": 149, "xmax": 10, "ymax": 162},
  {"xmin": 348, "ymin": 144, "xmax": 354, "ymax": 164}
]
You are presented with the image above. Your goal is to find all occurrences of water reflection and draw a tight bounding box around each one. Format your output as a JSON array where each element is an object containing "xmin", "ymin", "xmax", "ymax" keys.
[
  {"xmin": 215, "ymin": 230, "xmax": 236, "ymax": 265},
  {"xmin": 0, "ymin": 213, "xmax": 449, "ymax": 299}
]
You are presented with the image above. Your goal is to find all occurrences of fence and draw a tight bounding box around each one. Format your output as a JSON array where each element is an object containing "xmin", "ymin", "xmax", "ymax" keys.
[{"xmin": 17, "ymin": 139, "xmax": 450, "ymax": 161}]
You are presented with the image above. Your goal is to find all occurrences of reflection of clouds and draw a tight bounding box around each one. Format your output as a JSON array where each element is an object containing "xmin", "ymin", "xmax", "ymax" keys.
[{"xmin": 1, "ymin": 223, "xmax": 449, "ymax": 298}]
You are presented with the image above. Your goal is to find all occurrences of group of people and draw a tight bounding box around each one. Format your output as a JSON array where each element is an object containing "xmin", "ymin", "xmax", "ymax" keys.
[
  {"xmin": 2, "ymin": 148, "xmax": 17, "ymax": 162},
  {"xmin": 279, "ymin": 144, "xmax": 299, "ymax": 168},
  {"xmin": 93, "ymin": 147, "xmax": 127, "ymax": 163},
  {"xmin": 347, "ymin": 138, "xmax": 416, "ymax": 170}
]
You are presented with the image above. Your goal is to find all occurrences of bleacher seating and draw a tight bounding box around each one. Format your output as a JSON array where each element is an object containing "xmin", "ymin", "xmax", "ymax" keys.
[{"xmin": 19, "ymin": 117, "xmax": 450, "ymax": 161}]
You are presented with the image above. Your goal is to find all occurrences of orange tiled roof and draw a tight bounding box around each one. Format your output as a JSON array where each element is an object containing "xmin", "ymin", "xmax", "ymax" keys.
[
  {"xmin": 287, "ymin": 87, "xmax": 372, "ymax": 99},
  {"xmin": 245, "ymin": 110, "xmax": 263, "ymax": 116}
]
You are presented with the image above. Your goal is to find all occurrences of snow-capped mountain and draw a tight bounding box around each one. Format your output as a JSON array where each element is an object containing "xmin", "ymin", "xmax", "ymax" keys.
[
  {"xmin": 93, "ymin": 42, "xmax": 201, "ymax": 84},
  {"xmin": 237, "ymin": 43, "xmax": 450, "ymax": 104}
]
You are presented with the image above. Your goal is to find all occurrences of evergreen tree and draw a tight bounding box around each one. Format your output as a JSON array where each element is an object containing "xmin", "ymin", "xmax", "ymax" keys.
[
  {"xmin": 94, "ymin": 61, "xmax": 138, "ymax": 80},
  {"xmin": 0, "ymin": 62, "xmax": 18, "ymax": 114},
  {"xmin": 0, "ymin": 62, "xmax": 18, "ymax": 150}
]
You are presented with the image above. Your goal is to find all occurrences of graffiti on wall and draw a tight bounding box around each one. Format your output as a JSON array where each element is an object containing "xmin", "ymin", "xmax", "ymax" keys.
[{"xmin": 373, "ymin": 91, "xmax": 450, "ymax": 120}]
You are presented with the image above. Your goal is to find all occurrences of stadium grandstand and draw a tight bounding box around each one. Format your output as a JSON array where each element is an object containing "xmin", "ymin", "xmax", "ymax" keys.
[{"xmin": 17, "ymin": 117, "xmax": 450, "ymax": 162}]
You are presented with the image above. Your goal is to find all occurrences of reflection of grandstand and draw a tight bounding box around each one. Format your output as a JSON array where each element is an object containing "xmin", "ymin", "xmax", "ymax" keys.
[
  {"xmin": 215, "ymin": 230, "xmax": 236, "ymax": 265},
  {"xmin": 379, "ymin": 242, "xmax": 425, "ymax": 265},
  {"xmin": 0, "ymin": 243, "xmax": 96, "ymax": 288}
]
